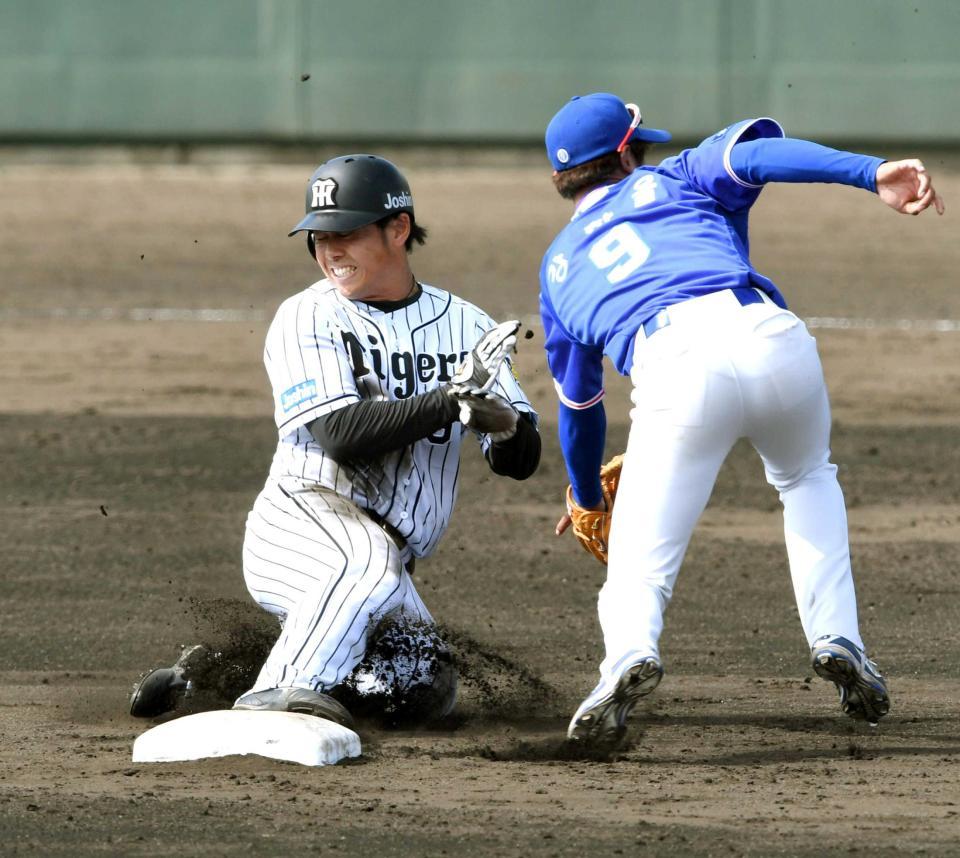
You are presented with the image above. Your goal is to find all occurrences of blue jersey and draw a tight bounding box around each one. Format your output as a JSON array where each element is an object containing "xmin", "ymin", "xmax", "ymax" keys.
[
  {"xmin": 540, "ymin": 118, "xmax": 795, "ymax": 408},
  {"xmin": 539, "ymin": 117, "xmax": 885, "ymax": 413},
  {"xmin": 539, "ymin": 118, "xmax": 884, "ymax": 506}
]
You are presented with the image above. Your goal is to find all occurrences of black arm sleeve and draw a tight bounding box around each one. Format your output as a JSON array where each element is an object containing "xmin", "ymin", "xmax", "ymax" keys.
[
  {"xmin": 308, "ymin": 387, "xmax": 459, "ymax": 462},
  {"xmin": 484, "ymin": 411, "xmax": 540, "ymax": 480}
]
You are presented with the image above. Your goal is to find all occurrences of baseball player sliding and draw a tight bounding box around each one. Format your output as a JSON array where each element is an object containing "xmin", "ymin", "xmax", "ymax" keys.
[
  {"xmin": 540, "ymin": 93, "xmax": 944, "ymax": 746},
  {"xmin": 131, "ymin": 155, "xmax": 540, "ymax": 727}
]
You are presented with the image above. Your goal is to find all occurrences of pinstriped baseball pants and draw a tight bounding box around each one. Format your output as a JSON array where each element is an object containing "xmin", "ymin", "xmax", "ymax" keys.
[{"xmin": 240, "ymin": 476, "xmax": 432, "ymax": 697}]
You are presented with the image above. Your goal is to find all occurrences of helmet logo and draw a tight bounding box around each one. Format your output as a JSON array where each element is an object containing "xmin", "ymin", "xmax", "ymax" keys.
[
  {"xmin": 383, "ymin": 190, "xmax": 413, "ymax": 210},
  {"xmin": 311, "ymin": 178, "xmax": 338, "ymax": 209}
]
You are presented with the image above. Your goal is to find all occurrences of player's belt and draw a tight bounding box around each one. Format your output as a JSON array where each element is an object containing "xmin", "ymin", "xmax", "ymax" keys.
[
  {"xmin": 365, "ymin": 508, "xmax": 415, "ymax": 574},
  {"xmin": 641, "ymin": 287, "xmax": 765, "ymax": 339}
]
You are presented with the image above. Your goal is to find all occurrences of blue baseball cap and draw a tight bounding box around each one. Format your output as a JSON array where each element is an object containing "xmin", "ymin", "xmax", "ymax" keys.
[{"xmin": 545, "ymin": 92, "xmax": 671, "ymax": 172}]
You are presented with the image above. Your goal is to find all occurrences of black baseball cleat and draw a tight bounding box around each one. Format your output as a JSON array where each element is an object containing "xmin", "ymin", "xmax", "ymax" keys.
[
  {"xmin": 567, "ymin": 655, "xmax": 663, "ymax": 746},
  {"xmin": 129, "ymin": 644, "xmax": 207, "ymax": 718},
  {"xmin": 233, "ymin": 687, "xmax": 356, "ymax": 729},
  {"xmin": 811, "ymin": 635, "xmax": 890, "ymax": 725}
]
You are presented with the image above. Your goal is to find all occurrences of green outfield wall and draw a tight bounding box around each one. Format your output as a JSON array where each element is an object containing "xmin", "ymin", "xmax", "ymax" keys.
[{"xmin": 2, "ymin": 0, "xmax": 958, "ymax": 144}]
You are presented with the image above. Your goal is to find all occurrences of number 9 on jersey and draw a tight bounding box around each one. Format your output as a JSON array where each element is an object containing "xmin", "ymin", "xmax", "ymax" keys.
[{"xmin": 588, "ymin": 222, "xmax": 651, "ymax": 284}]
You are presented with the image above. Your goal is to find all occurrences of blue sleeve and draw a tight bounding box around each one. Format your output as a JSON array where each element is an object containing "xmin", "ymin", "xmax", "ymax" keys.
[
  {"xmin": 728, "ymin": 137, "xmax": 884, "ymax": 192},
  {"xmin": 559, "ymin": 401, "xmax": 606, "ymax": 508},
  {"xmin": 666, "ymin": 118, "xmax": 786, "ymax": 212},
  {"xmin": 540, "ymin": 293, "xmax": 604, "ymax": 409},
  {"xmin": 539, "ymin": 291, "xmax": 607, "ymax": 506}
]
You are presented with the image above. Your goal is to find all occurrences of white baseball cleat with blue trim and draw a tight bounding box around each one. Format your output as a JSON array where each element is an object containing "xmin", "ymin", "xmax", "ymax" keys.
[
  {"xmin": 567, "ymin": 654, "xmax": 663, "ymax": 746},
  {"xmin": 811, "ymin": 635, "xmax": 889, "ymax": 725}
]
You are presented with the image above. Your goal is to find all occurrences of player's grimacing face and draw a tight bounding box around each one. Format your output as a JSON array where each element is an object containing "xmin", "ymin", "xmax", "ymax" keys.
[{"xmin": 311, "ymin": 217, "xmax": 410, "ymax": 302}]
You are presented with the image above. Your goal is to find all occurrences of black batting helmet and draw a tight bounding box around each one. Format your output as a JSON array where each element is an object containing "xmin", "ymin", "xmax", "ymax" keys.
[{"xmin": 289, "ymin": 154, "xmax": 415, "ymax": 258}]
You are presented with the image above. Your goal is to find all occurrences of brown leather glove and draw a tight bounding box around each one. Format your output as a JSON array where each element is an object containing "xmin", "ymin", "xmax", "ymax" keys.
[{"xmin": 565, "ymin": 454, "xmax": 624, "ymax": 565}]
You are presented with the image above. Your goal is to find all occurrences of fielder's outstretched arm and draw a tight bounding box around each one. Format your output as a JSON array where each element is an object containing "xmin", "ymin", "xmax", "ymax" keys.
[{"xmin": 729, "ymin": 137, "xmax": 945, "ymax": 215}]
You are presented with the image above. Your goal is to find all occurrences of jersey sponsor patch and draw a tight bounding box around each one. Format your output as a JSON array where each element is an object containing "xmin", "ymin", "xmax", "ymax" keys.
[{"xmin": 281, "ymin": 379, "xmax": 319, "ymax": 412}]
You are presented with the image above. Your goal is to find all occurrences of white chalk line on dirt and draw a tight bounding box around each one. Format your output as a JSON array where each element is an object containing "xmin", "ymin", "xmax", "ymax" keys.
[{"xmin": 2, "ymin": 307, "xmax": 960, "ymax": 333}]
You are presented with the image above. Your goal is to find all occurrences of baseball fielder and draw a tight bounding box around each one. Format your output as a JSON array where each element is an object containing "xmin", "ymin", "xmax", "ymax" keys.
[
  {"xmin": 539, "ymin": 93, "xmax": 944, "ymax": 745},
  {"xmin": 130, "ymin": 154, "xmax": 540, "ymax": 726}
]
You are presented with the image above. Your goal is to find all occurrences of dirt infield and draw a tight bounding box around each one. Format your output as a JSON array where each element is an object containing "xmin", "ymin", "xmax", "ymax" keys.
[{"xmin": 1, "ymin": 157, "xmax": 959, "ymax": 856}]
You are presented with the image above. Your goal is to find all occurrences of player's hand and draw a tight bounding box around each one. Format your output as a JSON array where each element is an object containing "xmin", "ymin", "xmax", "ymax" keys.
[
  {"xmin": 453, "ymin": 387, "xmax": 519, "ymax": 440},
  {"xmin": 555, "ymin": 500, "xmax": 606, "ymax": 536},
  {"xmin": 451, "ymin": 320, "xmax": 521, "ymax": 391},
  {"xmin": 876, "ymin": 159, "xmax": 945, "ymax": 216}
]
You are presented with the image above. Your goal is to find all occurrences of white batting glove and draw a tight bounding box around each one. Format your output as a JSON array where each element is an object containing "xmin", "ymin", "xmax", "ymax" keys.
[{"xmin": 450, "ymin": 319, "xmax": 520, "ymax": 392}]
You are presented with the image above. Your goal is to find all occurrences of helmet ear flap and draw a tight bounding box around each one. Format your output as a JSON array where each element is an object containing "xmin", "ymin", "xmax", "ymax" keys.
[{"xmin": 306, "ymin": 232, "xmax": 316, "ymax": 260}]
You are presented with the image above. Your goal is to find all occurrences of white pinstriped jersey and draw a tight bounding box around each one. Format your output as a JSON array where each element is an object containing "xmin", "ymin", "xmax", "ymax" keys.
[{"xmin": 262, "ymin": 278, "xmax": 536, "ymax": 559}]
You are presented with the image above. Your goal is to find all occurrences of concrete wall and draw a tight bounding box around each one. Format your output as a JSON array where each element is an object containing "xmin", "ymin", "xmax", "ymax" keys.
[{"xmin": 1, "ymin": 0, "xmax": 958, "ymax": 144}]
